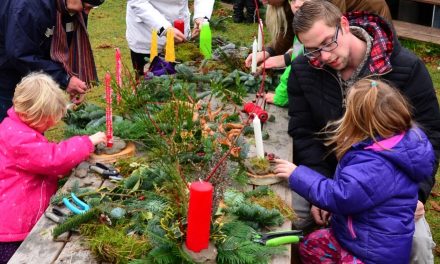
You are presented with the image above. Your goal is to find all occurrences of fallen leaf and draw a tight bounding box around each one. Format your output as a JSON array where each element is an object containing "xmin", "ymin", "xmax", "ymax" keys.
[
  {"xmin": 97, "ymin": 44, "xmax": 114, "ymax": 49},
  {"xmin": 430, "ymin": 191, "xmax": 440, "ymax": 198},
  {"xmin": 429, "ymin": 201, "xmax": 440, "ymax": 212}
]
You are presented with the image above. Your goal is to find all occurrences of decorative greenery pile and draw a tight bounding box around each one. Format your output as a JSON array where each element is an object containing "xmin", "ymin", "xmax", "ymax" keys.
[{"xmin": 54, "ymin": 36, "xmax": 293, "ymax": 263}]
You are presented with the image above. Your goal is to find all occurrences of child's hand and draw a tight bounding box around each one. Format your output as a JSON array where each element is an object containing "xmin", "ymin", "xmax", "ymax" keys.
[
  {"xmin": 273, "ymin": 159, "xmax": 297, "ymax": 179},
  {"xmin": 89, "ymin": 132, "xmax": 107, "ymax": 145}
]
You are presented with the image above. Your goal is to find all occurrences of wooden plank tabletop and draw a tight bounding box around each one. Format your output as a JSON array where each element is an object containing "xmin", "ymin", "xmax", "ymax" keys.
[
  {"xmin": 9, "ymin": 101, "xmax": 294, "ymax": 264},
  {"xmin": 393, "ymin": 19, "xmax": 440, "ymax": 45}
]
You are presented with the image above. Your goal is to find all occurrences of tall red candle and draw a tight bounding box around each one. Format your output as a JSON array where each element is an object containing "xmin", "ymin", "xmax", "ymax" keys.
[
  {"xmin": 115, "ymin": 48, "xmax": 122, "ymax": 104},
  {"xmin": 105, "ymin": 72, "xmax": 113, "ymax": 148},
  {"xmin": 185, "ymin": 181, "xmax": 213, "ymax": 252},
  {"xmin": 174, "ymin": 19, "xmax": 184, "ymax": 34}
]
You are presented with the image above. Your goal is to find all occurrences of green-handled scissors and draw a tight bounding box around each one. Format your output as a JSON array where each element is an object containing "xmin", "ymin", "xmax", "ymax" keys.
[{"xmin": 254, "ymin": 230, "xmax": 303, "ymax": 246}]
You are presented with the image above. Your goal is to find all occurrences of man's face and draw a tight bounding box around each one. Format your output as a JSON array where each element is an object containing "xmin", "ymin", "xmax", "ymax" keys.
[{"xmin": 298, "ymin": 19, "xmax": 349, "ymax": 70}]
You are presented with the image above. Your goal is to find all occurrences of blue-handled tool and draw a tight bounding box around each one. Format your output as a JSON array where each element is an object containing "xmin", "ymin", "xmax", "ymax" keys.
[
  {"xmin": 253, "ymin": 230, "xmax": 303, "ymax": 247},
  {"xmin": 63, "ymin": 193, "xmax": 90, "ymax": 214}
]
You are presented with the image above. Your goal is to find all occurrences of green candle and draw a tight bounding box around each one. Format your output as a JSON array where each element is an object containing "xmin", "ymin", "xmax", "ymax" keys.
[{"xmin": 199, "ymin": 20, "xmax": 212, "ymax": 59}]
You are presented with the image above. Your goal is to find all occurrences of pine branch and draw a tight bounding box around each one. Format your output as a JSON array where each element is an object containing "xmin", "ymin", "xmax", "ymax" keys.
[{"xmin": 53, "ymin": 208, "xmax": 100, "ymax": 238}]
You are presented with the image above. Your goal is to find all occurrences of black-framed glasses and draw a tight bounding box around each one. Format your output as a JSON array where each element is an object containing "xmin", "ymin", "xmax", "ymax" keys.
[{"xmin": 303, "ymin": 25, "xmax": 340, "ymax": 59}]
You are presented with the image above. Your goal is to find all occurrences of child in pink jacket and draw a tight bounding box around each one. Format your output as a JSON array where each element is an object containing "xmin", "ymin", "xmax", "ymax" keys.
[{"xmin": 0, "ymin": 73, "xmax": 106, "ymax": 264}]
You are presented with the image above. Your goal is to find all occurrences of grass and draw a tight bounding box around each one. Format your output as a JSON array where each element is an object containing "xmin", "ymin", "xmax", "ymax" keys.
[{"xmin": 47, "ymin": 0, "xmax": 440, "ymax": 261}]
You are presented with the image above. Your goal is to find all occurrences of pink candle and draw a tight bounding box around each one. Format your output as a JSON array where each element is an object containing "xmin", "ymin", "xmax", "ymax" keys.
[
  {"xmin": 105, "ymin": 72, "xmax": 113, "ymax": 148},
  {"xmin": 185, "ymin": 181, "xmax": 213, "ymax": 252},
  {"xmin": 115, "ymin": 48, "xmax": 122, "ymax": 104},
  {"xmin": 174, "ymin": 19, "xmax": 184, "ymax": 34}
]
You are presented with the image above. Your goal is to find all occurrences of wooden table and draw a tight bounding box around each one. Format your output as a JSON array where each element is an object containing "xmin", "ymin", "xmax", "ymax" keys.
[{"xmin": 8, "ymin": 103, "xmax": 293, "ymax": 264}]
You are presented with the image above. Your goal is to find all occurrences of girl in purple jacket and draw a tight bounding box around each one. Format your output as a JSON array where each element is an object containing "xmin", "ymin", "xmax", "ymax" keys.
[
  {"xmin": 0, "ymin": 73, "xmax": 107, "ymax": 264},
  {"xmin": 275, "ymin": 79, "xmax": 435, "ymax": 264}
]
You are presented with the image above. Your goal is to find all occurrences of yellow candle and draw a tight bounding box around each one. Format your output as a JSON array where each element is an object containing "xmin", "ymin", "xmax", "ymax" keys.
[
  {"xmin": 165, "ymin": 28, "xmax": 175, "ymax": 62},
  {"xmin": 150, "ymin": 29, "xmax": 158, "ymax": 61}
]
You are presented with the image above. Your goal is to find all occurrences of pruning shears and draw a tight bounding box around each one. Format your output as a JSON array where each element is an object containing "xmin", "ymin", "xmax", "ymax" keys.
[
  {"xmin": 253, "ymin": 230, "xmax": 303, "ymax": 247},
  {"xmin": 89, "ymin": 162, "xmax": 123, "ymax": 181},
  {"xmin": 63, "ymin": 193, "xmax": 90, "ymax": 214}
]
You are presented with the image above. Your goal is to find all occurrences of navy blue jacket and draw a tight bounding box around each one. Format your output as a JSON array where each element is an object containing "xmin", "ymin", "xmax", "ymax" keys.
[
  {"xmin": 290, "ymin": 128, "xmax": 435, "ymax": 263},
  {"xmin": 0, "ymin": 0, "xmax": 70, "ymax": 101}
]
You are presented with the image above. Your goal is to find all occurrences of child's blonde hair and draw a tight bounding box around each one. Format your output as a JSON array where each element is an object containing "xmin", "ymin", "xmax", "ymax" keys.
[
  {"xmin": 326, "ymin": 78, "xmax": 413, "ymax": 159},
  {"xmin": 13, "ymin": 72, "xmax": 67, "ymax": 130}
]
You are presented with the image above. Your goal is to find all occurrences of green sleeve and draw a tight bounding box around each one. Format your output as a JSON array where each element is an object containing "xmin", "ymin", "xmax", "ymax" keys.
[
  {"xmin": 273, "ymin": 36, "xmax": 302, "ymax": 107},
  {"xmin": 273, "ymin": 65, "xmax": 291, "ymax": 107}
]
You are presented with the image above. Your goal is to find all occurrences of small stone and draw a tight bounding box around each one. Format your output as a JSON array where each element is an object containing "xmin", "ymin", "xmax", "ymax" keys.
[
  {"xmin": 94, "ymin": 137, "xmax": 127, "ymax": 155},
  {"xmin": 110, "ymin": 207, "xmax": 126, "ymax": 219},
  {"xmin": 182, "ymin": 242, "xmax": 217, "ymax": 264},
  {"xmin": 75, "ymin": 161, "xmax": 90, "ymax": 178}
]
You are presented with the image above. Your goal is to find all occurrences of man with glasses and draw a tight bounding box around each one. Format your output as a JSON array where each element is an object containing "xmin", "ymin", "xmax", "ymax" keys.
[
  {"xmin": 0, "ymin": 0, "xmax": 104, "ymax": 122},
  {"xmin": 287, "ymin": 0, "xmax": 439, "ymax": 263}
]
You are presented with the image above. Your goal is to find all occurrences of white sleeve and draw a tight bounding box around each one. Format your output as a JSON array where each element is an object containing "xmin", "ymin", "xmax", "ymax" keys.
[
  {"xmin": 193, "ymin": 0, "xmax": 215, "ymax": 20},
  {"xmin": 128, "ymin": 0, "xmax": 172, "ymax": 30}
]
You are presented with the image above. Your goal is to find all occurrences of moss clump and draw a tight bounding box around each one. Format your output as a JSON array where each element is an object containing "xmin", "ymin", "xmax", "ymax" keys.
[
  {"xmin": 80, "ymin": 224, "xmax": 152, "ymax": 264},
  {"xmin": 245, "ymin": 156, "xmax": 270, "ymax": 175},
  {"xmin": 175, "ymin": 42, "xmax": 203, "ymax": 62}
]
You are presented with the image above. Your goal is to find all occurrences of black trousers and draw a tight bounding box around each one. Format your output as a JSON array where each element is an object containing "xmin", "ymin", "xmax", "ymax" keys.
[
  {"xmin": 233, "ymin": 0, "xmax": 257, "ymax": 23},
  {"xmin": 130, "ymin": 50, "xmax": 149, "ymax": 80}
]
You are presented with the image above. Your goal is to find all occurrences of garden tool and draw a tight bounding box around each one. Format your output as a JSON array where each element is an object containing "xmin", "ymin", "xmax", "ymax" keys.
[
  {"xmin": 89, "ymin": 162, "xmax": 123, "ymax": 181},
  {"xmin": 243, "ymin": 102, "xmax": 268, "ymax": 123},
  {"xmin": 253, "ymin": 230, "xmax": 303, "ymax": 247},
  {"xmin": 44, "ymin": 207, "xmax": 67, "ymax": 223},
  {"xmin": 63, "ymin": 193, "xmax": 90, "ymax": 214}
]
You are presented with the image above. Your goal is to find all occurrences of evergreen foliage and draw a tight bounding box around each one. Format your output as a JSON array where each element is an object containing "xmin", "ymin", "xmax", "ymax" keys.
[{"xmin": 53, "ymin": 208, "xmax": 100, "ymax": 238}]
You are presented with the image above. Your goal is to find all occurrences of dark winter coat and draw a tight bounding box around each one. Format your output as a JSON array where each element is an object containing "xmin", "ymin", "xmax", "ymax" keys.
[
  {"xmin": 289, "ymin": 128, "xmax": 435, "ymax": 263},
  {"xmin": 0, "ymin": 0, "xmax": 70, "ymax": 100},
  {"xmin": 287, "ymin": 13, "xmax": 440, "ymax": 203}
]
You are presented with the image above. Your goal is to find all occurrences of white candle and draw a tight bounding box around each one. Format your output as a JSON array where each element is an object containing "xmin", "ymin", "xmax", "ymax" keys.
[
  {"xmin": 253, "ymin": 115, "xmax": 264, "ymax": 158},
  {"xmin": 251, "ymin": 38, "xmax": 257, "ymax": 73},
  {"xmin": 257, "ymin": 19, "xmax": 263, "ymax": 52}
]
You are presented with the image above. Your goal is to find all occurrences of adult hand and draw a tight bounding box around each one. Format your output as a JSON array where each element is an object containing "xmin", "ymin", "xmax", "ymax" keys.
[
  {"xmin": 273, "ymin": 159, "xmax": 297, "ymax": 178},
  {"xmin": 89, "ymin": 131, "xmax": 107, "ymax": 145},
  {"xmin": 265, "ymin": 92, "xmax": 275, "ymax": 104},
  {"xmin": 415, "ymin": 200, "xmax": 425, "ymax": 221},
  {"xmin": 70, "ymin": 93, "xmax": 85, "ymax": 105},
  {"xmin": 264, "ymin": 55, "xmax": 287, "ymax": 69},
  {"xmin": 66, "ymin": 76, "xmax": 87, "ymax": 94},
  {"xmin": 311, "ymin": 205, "xmax": 331, "ymax": 226},
  {"xmin": 66, "ymin": 76, "xmax": 87, "ymax": 104},
  {"xmin": 245, "ymin": 51, "xmax": 270, "ymax": 68},
  {"xmin": 191, "ymin": 17, "xmax": 204, "ymax": 39},
  {"xmin": 173, "ymin": 27, "xmax": 186, "ymax": 43}
]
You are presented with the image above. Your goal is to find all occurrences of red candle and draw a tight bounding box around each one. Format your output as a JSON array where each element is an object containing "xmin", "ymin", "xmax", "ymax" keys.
[
  {"xmin": 115, "ymin": 48, "xmax": 122, "ymax": 104},
  {"xmin": 185, "ymin": 181, "xmax": 213, "ymax": 252},
  {"xmin": 105, "ymin": 72, "xmax": 113, "ymax": 148},
  {"xmin": 174, "ymin": 19, "xmax": 185, "ymax": 34}
]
